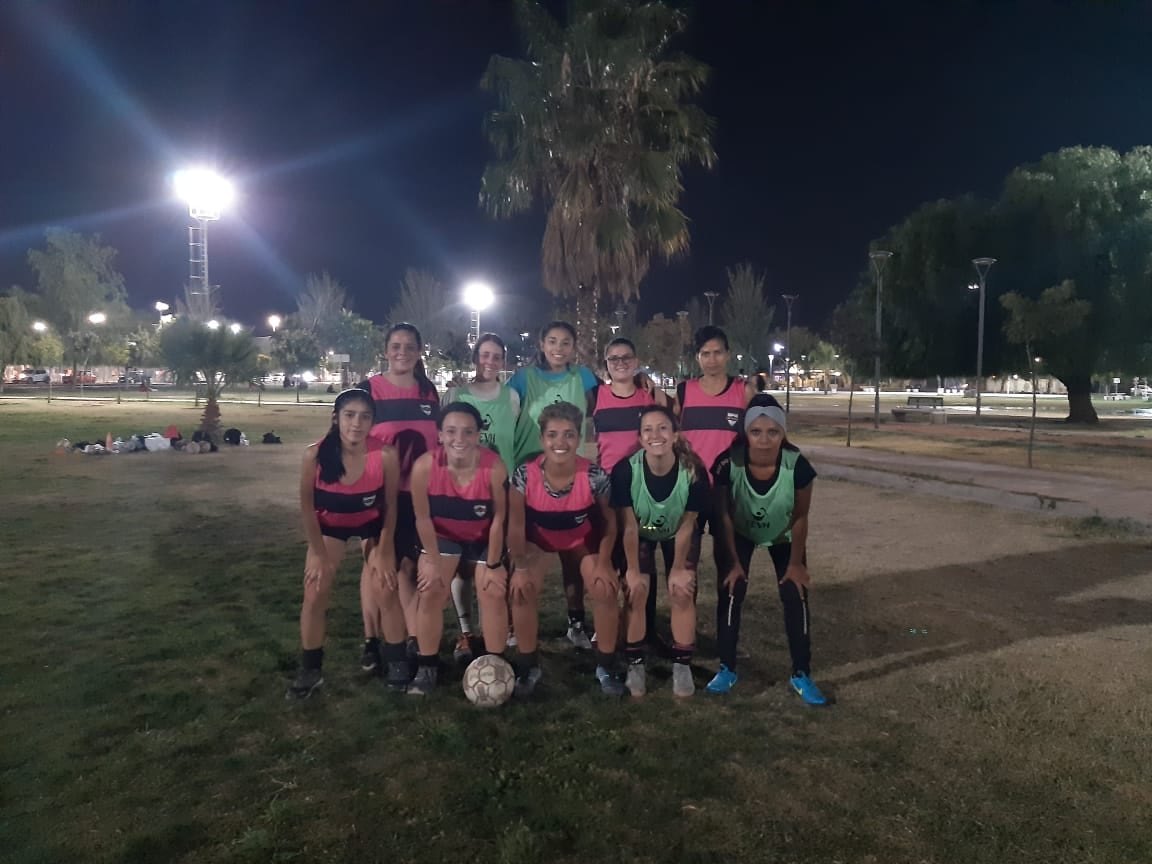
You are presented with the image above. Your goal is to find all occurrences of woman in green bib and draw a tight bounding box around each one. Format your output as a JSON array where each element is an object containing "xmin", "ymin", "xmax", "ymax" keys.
[
  {"xmin": 444, "ymin": 333, "xmax": 519, "ymax": 661},
  {"xmin": 611, "ymin": 406, "xmax": 711, "ymax": 698},
  {"xmin": 508, "ymin": 320, "xmax": 600, "ymax": 649},
  {"xmin": 708, "ymin": 394, "xmax": 827, "ymax": 705}
]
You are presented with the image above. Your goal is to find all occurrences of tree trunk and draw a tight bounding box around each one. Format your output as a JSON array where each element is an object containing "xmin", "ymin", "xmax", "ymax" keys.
[
  {"xmin": 846, "ymin": 367, "xmax": 855, "ymax": 448},
  {"xmin": 200, "ymin": 394, "xmax": 222, "ymax": 442},
  {"xmin": 1062, "ymin": 372, "xmax": 1099, "ymax": 424}
]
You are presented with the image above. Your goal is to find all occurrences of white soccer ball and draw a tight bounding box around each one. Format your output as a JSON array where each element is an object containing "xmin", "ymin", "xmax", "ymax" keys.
[{"xmin": 462, "ymin": 654, "xmax": 515, "ymax": 707}]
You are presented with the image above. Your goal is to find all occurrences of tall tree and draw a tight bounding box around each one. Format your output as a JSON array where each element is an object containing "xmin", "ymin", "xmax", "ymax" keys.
[
  {"xmin": 719, "ymin": 263, "xmax": 774, "ymax": 371},
  {"xmin": 26, "ymin": 229, "xmax": 127, "ymax": 377},
  {"xmin": 635, "ymin": 313, "xmax": 683, "ymax": 377},
  {"xmin": 480, "ymin": 0, "xmax": 716, "ymax": 359},
  {"xmin": 873, "ymin": 146, "xmax": 1152, "ymax": 423},
  {"xmin": 271, "ymin": 326, "xmax": 323, "ymax": 402},
  {"xmin": 0, "ymin": 291, "xmax": 34, "ymax": 393},
  {"xmin": 328, "ymin": 310, "xmax": 383, "ymax": 383},
  {"xmin": 387, "ymin": 269, "xmax": 469, "ymax": 355},
  {"xmin": 296, "ymin": 271, "xmax": 348, "ymax": 347},
  {"xmin": 1000, "ymin": 281, "xmax": 1091, "ymax": 468},
  {"xmin": 160, "ymin": 319, "xmax": 258, "ymax": 439},
  {"xmin": 830, "ymin": 299, "xmax": 876, "ymax": 447}
]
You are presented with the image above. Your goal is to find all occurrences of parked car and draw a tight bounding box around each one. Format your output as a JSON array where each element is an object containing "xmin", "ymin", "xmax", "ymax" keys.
[
  {"xmin": 118, "ymin": 370, "xmax": 148, "ymax": 384},
  {"xmin": 63, "ymin": 370, "xmax": 97, "ymax": 385},
  {"xmin": 17, "ymin": 368, "xmax": 50, "ymax": 384},
  {"xmin": 1132, "ymin": 384, "xmax": 1152, "ymax": 399}
]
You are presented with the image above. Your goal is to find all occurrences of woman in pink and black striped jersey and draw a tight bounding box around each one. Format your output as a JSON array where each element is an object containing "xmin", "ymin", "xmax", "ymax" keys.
[
  {"xmin": 591, "ymin": 337, "xmax": 669, "ymax": 474},
  {"xmin": 359, "ymin": 322, "xmax": 441, "ymax": 659},
  {"xmin": 408, "ymin": 402, "xmax": 509, "ymax": 696},
  {"xmin": 288, "ymin": 389, "xmax": 403, "ymax": 699},
  {"xmin": 675, "ymin": 325, "xmax": 759, "ymax": 498}
]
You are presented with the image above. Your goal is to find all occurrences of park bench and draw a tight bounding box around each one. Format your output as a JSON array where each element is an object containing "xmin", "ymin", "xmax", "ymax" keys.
[{"xmin": 891, "ymin": 395, "xmax": 947, "ymax": 424}]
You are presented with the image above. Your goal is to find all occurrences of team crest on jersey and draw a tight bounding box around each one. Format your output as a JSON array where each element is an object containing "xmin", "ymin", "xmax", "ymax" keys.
[
  {"xmin": 552, "ymin": 394, "xmax": 564, "ymax": 404},
  {"xmin": 726, "ymin": 411, "xmax": 739, "ymax": 427},
  {"xmin": 752, "ymin": 507, "xmax": 767, "ymax": 520},
  {"xmin": 482, "ymin": 414, "xmax": 492, "ymax": 430},
  {"xmin": 473, "ymin": 504, "xmax": 488, "ymax": 518},
  {"xmin": 421, "ymin": 404, "xmax": 433, "ymax": 416},
  {"xmin": 574, "ymin": 513, "xmax": 587, "ymax": 525},
  {"xmin": 362, "ymin": 494, "xmax": 377, "ymax": 507}
]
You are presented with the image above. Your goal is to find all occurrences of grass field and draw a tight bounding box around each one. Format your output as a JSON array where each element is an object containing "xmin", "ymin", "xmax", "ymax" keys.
[{"xmin": 2, "ymin": 400, "xmax": 1152, "ymax": 864}]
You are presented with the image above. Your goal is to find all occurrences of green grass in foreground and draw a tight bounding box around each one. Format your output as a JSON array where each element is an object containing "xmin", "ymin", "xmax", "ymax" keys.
[{"xmin": 1, "ymin": 402, "xmax": 1151, "ymax": 863}]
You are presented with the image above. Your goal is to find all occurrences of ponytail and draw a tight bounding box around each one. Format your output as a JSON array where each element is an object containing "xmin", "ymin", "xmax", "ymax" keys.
[{"xmin": 317, "ymin": 425, "xmax": 345, "ymax": 485}]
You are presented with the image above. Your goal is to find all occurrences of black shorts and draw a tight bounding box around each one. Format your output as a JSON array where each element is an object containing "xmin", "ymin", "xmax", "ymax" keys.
[
  {"xmin": 394, "ymin": 491, "xmax": 420, "ymax": 563},
  {"xmin": 321, "ymin": 517, "xmax": 384, "ymax": 543},
  {"xmin": 422, "ymin": 538, "xmax": 489, "ymax": 563}
]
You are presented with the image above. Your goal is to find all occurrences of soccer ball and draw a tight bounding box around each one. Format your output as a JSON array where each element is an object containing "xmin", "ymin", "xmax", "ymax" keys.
[{"xmin": 462, "ymin": 654, "xmax": 515, "ymax": 707}]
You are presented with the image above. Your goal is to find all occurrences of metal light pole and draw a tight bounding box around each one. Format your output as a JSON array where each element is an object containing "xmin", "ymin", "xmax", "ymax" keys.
[
  {"xmin": 971, "ymin": 257, "xmax": 997, "ymax": 423},
  {"xmin": 703, "ymin": 291, "xmax": 719, "ymax": 325},
  {"xmin": 174, "ymin": 168, "xmax": 233, "ymax": 318},
  {"xmin": 782, "ymin": 294, "xmax": 798, "ymax": 412},
  {"xmin": 869, "ymin": 250, "xmax": 893, "ymax": 430},
  {"xmin": 463, "ymin": 281, "xmax": 495, "ymax": 348}
]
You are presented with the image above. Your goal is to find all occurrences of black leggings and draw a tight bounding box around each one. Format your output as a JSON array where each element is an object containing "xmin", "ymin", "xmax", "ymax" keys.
[{"xmin": 715, "ymin": 535, "xmax": 810, "ymax": 675}]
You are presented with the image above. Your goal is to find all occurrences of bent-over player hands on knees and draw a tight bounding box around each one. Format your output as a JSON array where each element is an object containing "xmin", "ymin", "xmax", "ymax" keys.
[
  {"xmin": 288, "ymin": 389, "xmax": 405, "ymax": 699},
  {"xmin": 611, "ymin": 405, "xmax": 710, "ymax": 698},
  {"xmin": 707, "ymin": 394, "xmax": 826, "ymax": 705},
  {"xmin": 508, "ymin": 402, "xmax": 624, "ymax": 697},
  {"xmin": 408, "ymin": 403, "xmax": 509, "ymax": 696}
]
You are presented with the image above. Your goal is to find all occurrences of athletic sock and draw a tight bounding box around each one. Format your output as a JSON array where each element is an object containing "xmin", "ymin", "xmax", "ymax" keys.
[
  {"xmin": 382, "ymin": 641, "xmax": 407, "ymax": 663},
  {"xmin": 458, "ymin": 615, "xmax": 474, "ymax": 634},
  {"xmin": 364, "ymin": 636, "xmax": 381, "ymax": 652},
  {"xmin": 302, "ymin": 647, "xmax": 324, "ymax": 670},
  {"xmin": 625, "ymin": 640, "xmax": 646, "ymax": 665},
  {"xmin": 516, "ymin": 650, "xmax": 539, "ymax": 675},
  {"xmin": 596, "ymin": 649, "xmax": 618, "ymax": 671},
  {"xmin": 418, "ymin": 653, "xmax": 439, "ymax": 668},
  {"xmin": 671, "ymin": 641, "xmax": 694, "ymax": 665}
]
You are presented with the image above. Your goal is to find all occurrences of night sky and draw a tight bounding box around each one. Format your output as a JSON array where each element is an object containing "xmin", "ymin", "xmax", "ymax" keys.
[{"xmin": 3, "ymin": 0, "xmax": 1151, "ymax": 335}]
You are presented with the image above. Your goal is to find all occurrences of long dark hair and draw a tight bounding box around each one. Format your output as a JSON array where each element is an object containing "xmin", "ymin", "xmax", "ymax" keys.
[
  {"xmin": 737, "ymin": 393, "xmax": 799, "ymax": 453},
  {"xmin": 385, "ymin": 322, "xmax": 436, "ymax": 397},
  {"xmin": 318, "ymin": 389, "xmax": 376, "ymax": 484},
  {"xmin": 638, "ymin": 404, "xmax": 705, "ymax": 482},
  {"xmin": 534, "ymin": 320, "xmax": 578, "ymax": 370}
]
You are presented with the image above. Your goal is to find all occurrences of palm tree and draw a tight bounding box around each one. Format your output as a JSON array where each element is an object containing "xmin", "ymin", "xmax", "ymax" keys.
[
  {"xmin": 480, "ymin": 0, "xmax": 716, "ymax": 359},
  {"xmin": 160, "ymin": 318, "xmax": 258, "ymax": 440}
]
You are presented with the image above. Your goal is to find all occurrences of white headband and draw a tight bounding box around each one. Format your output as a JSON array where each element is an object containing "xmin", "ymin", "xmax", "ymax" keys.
[{"xmin": 744, "ymin": 405, "xmax": 787, "ymax": 433}]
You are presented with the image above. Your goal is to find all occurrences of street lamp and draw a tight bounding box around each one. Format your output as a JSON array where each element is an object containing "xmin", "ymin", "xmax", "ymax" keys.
[
  {"xmin": 173, "ymin": 167, "xmax": 233, "ymax": 315},
  {"xmin": 462, "ymin": 281, "xmax": 495, "ymax": 348},
  {"xmin": 703, "ymin": 291, "xmax": 719, "ymax": 325},
  {"xmin": 207, "ymin": 319, "xmax": 220, "ymax": 330},
  {"xmin": 80, "ymin": 312, "xmax": 106, "ymax": 397},
  {"xmin": 267, "ymin": 314, "xmax": 281, "ymax": 333},
  {"xmin": 33, "ymin": 321, "xmax": 47, "ymax": 333},
  {"xmin": 229, "ymin": 322, "xmax": 243, "ymax": 335},
  {"xmin": 971, "ymin": 257, "xmax": 997, "ymax": 423},
  {"xmin": 869, "ymin": 250, "xmax": 893, "ymax": 430},
  {"xmin": 782, "ymin": 294, "xmax": 798, "ymax": 412},
  {"xmin": 768, "ymin": 341, "xmax": 784, "ymax": 384}
]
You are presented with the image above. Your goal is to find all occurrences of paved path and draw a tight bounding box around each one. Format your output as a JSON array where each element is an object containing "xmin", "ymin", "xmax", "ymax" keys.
[{"xmin": 805, "ymin": 444, "xmax": 1152, "ymax": 529}]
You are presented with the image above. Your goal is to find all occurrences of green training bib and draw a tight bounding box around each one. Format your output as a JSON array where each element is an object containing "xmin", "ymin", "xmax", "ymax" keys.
[
  {"xmin": 456, "ymin": 384, "xmax": 517, "ymax": 475},
  {"xmin": 513, "ymin": 366, "xmax": 587, "ymax": 467},
  {"xmin": 730, "ymin": 444, "xmax": 798, "ymax": 547},
  {"xmin": 628, "ymin": 450, "xmax": 691, "ymax": 542}
]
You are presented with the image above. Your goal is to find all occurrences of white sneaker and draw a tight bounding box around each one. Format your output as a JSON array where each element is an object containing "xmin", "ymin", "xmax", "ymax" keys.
[
  {"xmin": 672, "ymin": 663, "xmax": 695, "ymax": 698},
  {"xmin": 566, "ymin": 621, "xmax": 592, "ymax": 650},
  {"xmin": 625, "ymin": 662, "xmax": 647, "ymax": 698}
]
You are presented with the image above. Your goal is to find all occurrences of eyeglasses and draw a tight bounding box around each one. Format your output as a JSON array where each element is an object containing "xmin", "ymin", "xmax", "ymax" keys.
[{"xmin": 605, "ymin": 354, "xmax": 635, "ymax": 365}]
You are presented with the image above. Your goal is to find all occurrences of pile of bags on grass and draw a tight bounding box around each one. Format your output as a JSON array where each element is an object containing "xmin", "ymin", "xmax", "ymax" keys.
[{"xmin": 57, "ymin": 425, "xmax": 262, "ymax": 455}]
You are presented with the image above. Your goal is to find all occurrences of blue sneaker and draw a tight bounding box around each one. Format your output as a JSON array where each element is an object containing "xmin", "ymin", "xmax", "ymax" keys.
[
  {"xmin": 705, "ymin": 664, "xmax": 738, "ymax": 694},
  {"xmin": 790, "ymin": 672, "xmax": 827, "ymax": 706}
]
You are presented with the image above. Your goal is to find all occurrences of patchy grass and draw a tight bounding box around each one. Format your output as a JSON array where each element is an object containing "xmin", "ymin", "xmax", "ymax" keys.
[{"xmin": 2, "ymin": 402, "xmax": 1152, "ymax": 863}]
